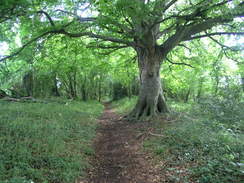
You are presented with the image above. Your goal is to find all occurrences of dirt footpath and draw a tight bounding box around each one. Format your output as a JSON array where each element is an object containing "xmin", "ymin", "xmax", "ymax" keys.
[{"xmin": 83, "ymin": 104, "xmax": 163, "ymax": 183}]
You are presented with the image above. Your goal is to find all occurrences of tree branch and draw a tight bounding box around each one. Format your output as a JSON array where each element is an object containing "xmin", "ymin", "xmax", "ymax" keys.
[
  {"xmin": 37, "ymin": 10, "xmax": 55, "ymax": 26},
  {"xmin": 96, "ymin": 46, "xmax": 128, "ymax": 55},
  {"xmin": 160, "ymin": 27, "xmax": 188, "ymax": 56},
  {"xmin": 182, "ymin": 1, "xmax": 244, "ymax": 40},
  {"xmin": 55, "ymin": 9, "xmax": 96, "ymax": 22},
  {"xmin": 185, "ymin": 32, "xmax": 244, "ymax": 40},
  {"xmin": 156, "ymin": 24, "xmax": 176, "ymax": 39},
  {"xmin": 208, "ymin": 36, "xmax": 243, "ymax": 51},
  {"xmin": 0, "ymin": 28, "xmax": 134, "ymax": 62},
  {"xmin": 160, "ymin": 1, "xmax": 244, "ymax": 55},
  {"xmin": 0, "ymin": 31, "xmax": 51, "ymax": 62},
  {"xmin": 223, "ymin": 50, "xmax": 242, "ymax": 63},
  {"xmin": 58, "ymin": 29, "xmax": 134, "ymax": 46},
  {"xmin": 166, "ymin": 57, "xmax": 194, "ymax": 68},
  {"xmin": 179, "ymin": 0, "xmax": 232, "ymax": 16},
  {"xmin": 152, "ymin": 0, "xmax": 231, "ymax": 28},
  {"xmin": 87, "ymin": 45, "xmax": 129, "ymax": 49},
  {"xmin": 163, "ymin": 0, "xmax": 178, "ymax": 12},
  {"xmin": 178, "ymin": 44, "xmax": 192, "ymax": 52}
]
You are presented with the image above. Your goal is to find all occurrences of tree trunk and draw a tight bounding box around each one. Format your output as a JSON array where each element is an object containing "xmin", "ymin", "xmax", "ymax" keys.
[
  {"xmin": 23, "ymin": 71, "xmax": 33, "ymax": 97},
  {"xmin": 128, "ymin": 47, "xmax": 169, "ymax": 120},
  {"xmin": 51, "ymin": 75, "xmax": 60, "ymax": 97},
  {"xmin": 81, "ymin": 75, "xmax": 87, "ymax": 101},
  {"xmin": 241, "ymin": 77, "xmax": 244, "ymax": 91},
  {"xmin": 98, "ymin": 78, "xmax": 102, "ymax": 102},
  {"xmin": 67, "ymin": 73, "xmax": 77, "ymax": 99},
  {"xmin": 184, "ymin": 88, "xmax": 191, "ymax": 103},
  {"xmin": 196, "ymin": 78, "xmax": 204, "ymax": 102}
]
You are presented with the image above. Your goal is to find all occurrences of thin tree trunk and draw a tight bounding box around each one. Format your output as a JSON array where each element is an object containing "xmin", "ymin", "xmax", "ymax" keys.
[
  {"xmin": 98, "ymin": 78, "xmax": 102, "ymax": 102},
  {"xmin": 67, "ymin": 73, "xmax": 77, "ymax": 99},
  {"xmin": 184, "ymin": 88, "xmax": 191, "ymax": 103},
  {"xmin": 196, "ymin": 78, "xmax": 204, "ymax": 102},
  {"xmin": 241, "ymin": 77, "xmax": 244, "ymax": 91},
  {"xmin": 73, "ymin": 71, "xmax": 77, "ymax": 98},
  {"xmin": 81, "ymin": 75, "xmax": 87, "ymax": 101},
  {"xmin": 23, "ymin": 71, "xmax": 33, "ymax": 97},
  {"xmin": 52, "ymin": 75, "xmax": 60, "ymax": 96}
]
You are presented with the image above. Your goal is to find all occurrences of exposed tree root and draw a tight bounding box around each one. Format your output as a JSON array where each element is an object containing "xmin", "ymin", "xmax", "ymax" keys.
[{"xmin": 126, "ymin": 94, "xmax": 170, "ymax": 121}]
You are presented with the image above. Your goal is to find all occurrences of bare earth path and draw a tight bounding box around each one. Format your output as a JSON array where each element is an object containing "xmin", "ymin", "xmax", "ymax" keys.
[{"xmin": 82, "ymin": 103, "xmax": 163, "ymax": 183}]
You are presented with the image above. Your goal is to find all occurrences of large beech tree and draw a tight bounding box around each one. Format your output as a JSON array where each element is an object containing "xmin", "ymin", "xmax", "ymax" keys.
[{"xmin": 1, "ymin": 0, "xmax": 244, "ymax": 119}]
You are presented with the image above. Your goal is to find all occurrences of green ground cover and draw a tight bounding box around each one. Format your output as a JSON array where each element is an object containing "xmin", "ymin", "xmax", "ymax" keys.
[
  {"xmin": 113, "ymin": 97, "xmax": 244, "ymax": 183},
  {"xmin": 0, "ymin": 99, "xmax": 103, "ymax": 183}
]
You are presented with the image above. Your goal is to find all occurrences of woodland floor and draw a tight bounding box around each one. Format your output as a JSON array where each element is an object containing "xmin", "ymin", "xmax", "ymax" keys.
[{"xmin": 80, "ymin": 103, "xmax": 164, "ymax": 183}]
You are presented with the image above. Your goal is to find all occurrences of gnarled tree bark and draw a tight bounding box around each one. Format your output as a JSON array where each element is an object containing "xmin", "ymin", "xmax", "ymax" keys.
[{"xmin": 128, "ymin": 47, "xmax": 169, "ymax": 120}]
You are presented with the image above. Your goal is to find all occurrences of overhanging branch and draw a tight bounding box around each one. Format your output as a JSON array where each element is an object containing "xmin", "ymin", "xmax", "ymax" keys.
[
  {"xmin": 177, "ymin": 1, "xmax": 244, "ymax": 42},
  {"xmin": 95, "ymin": 46, "xmax": 129, "ymax": 55},
  {"xmin": 163, "ymin": 0, "xmax": 178, "ymax": 12},
  {"xmin": 37, "ymin": 10, "xmax": 55, "ymax": 26},
  {"xmin": 160, "ymin": 5, "xmax": 244, "ymax": 56},
  {"xmin": 0, "ymin": 31, "xmax": 51, "ymax": 62},
  {"xmin": 208, "ymin": 36, "xmax": 243, "ymax": 51},
  {"xmin": 55, "ymin": 9, "xmax": 96, "ymax": 22},
  {"xmin": 178, "ymin": 44, "xmax": 192, "ymax": 52},
  {"xmin": 87, "ymin": 45, "xmax": 129, "ymax": 49},
  {"xmin": 166, "ymin": 57, "xmax": 194, "ymax": 68},
  {"xmin": 58, "ymin": 29, "xmax": 134, "ymax": 46},
  {"xmin": 223, "ymin": 50, "xmax": 242, "ymax": 63},
  {"xmin": 186, "ymin": 32, "xmax": 244, "ymax": 40},
  {"xmin": 0, "ymin": 28, "xmax": 134, "ymax": 62}
]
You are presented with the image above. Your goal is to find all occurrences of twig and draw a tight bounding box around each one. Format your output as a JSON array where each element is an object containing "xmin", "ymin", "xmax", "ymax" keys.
[
  {"xmin": 208, "ymin": 35, "xmax": 243, "ymax": 51},
  {"xmin": 166, "ymin": 57, "xmax": 194, "ymax": 68},
  {"xmin": 149, "ymin": 132, "xmax": 164, "ymax": 137},
  {"xmin": 188, "ymin": 31, "xmax": 244, "ymax": 40}
]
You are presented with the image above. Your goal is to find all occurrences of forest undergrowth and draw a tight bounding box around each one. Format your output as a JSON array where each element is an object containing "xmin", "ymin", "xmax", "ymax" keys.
[
  {"xmin": 0, "ymin": 99, "xmax": 103, "ymax": 183},
  {"xmin": 113, "ymin": 91, "xmax": 244, "ymax": 183},
  {"xmin": 0, "ymin": 91, "xmax": 243, "ymax": 183}
]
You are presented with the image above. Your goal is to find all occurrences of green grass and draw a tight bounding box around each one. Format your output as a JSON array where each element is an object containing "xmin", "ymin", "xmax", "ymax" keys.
[
  {"xmin": 0, "ymin": 99, "xmax": 103, "ymax": 183},
  {"xmin": 113, "ymin": 97, "xmax": 244, "ymax": 183},
  {"xmin": 112, "ymin": 96, "xmax": 137, "ymax": 114},
  {"xmin": 144, "ymin": 119, "xmax": 244, "ymax": 182},
  {"xmin": 111, "ymin": 97, "xmax": 194, "ymax": 115}
]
